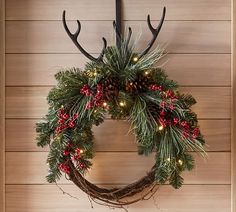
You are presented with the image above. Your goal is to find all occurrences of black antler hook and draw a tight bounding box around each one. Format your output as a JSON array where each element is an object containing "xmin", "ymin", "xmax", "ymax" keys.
[
  {"xmin": 62, "ymin": 10, "xmax": 107, "ymax": 62},
  {"xmin": 139, "ymin": 7, "xmax": 166, "ymax": 58}
]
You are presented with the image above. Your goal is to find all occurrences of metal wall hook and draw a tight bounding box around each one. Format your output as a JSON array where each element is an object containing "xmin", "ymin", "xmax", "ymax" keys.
[{"xmin": 62, "ymin": 0, "xmax": 166, "ymax": 62}]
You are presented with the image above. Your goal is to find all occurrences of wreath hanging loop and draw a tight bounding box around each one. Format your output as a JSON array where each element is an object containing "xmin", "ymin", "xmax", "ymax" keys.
[{"xmin": 36, "ymin": 6, "xmax": 206, "ymax": 208}]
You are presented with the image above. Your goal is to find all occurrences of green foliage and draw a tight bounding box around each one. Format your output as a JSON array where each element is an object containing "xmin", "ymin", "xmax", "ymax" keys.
[
  {"xmin": 169, "ymin": 171, "xmax": 184, "ymax": 189},
  {"xmin": 36, "ymin": 38, "xmax": 206, "ymax": 188}
]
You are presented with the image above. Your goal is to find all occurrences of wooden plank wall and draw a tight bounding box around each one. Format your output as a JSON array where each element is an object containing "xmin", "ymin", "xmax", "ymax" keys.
[
  {"xmin": 4, "ymin": 0, "xmax": 232, "ymax": 211},
  {"xmin": 232, "ymin": 0, "xmax": 236, "ymax": 211},
  {"xmin": 0, "ymin": 0, "xmax": 5, "ymax": 211}
]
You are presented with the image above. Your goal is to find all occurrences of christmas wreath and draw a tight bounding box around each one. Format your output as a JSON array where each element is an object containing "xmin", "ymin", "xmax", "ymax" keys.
[{"xmin": 36, "ymin": 7, "xmax": 205, "ymax": 208}]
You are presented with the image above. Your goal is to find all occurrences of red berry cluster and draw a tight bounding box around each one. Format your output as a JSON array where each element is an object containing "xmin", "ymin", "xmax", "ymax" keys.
[
  {"xmin": 59, "ymin": 161, "xmax": 70, "ymax": 174},
  {"xmin": 192, "ymin": 127, "xmax": 200, "ymax": 139},
  {"xmin": 63, "ymin": 142, "xmax": 73, "ymax": 156},
  {"xmin": 158, "ymin": 114, "xmax": 199, "ymax": 140},
  {"xmin": 72, "ymin": 148, "xmax": 86, "ymax": 169},
  {"xmin": 149, "ymin": 84, "xmax": 177, "ymax": 100},
  {"xmin": 160, "ymin": 101, "xmax": 175, "ymax": 114},
  {"xmin": 150, "ymin": 85, "xmax": 178, "ymax": 112},
  {"xmin": 164, "ymin": 90, "xmax": 176, "ymax": 99},
  {"xmin": 80, "ymin": 85, "xmax": 92, "ymax": 96},
  {"xmin": 72, "ymin": 148, "xmax": 83, "ymax": 161},
  {"xmin": 55, "ymin": 108, "xmax": 79, "ymax": 134},
  {"xmin": 59, "ymin": 143, "xmax": 86, "ymax": 173},
  {"xmin": 158, "ymin": 116, "xmax": 179, "ymax": 128},
  {"xmin": 149, "ymin": 84, "xmax": 163, "ymax": 91},
  {"xmin": 80, "ymin": 84, "xmax": 106, "ymax": 109}
]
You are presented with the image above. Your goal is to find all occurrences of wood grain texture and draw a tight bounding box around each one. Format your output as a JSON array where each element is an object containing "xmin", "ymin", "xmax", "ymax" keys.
[
  {"xmin": 5, "ymin": 119, "xmax": 230, "ymax": 152},
  {"xmin": 123, "ymin": 0, "xmax": 231, "ymax": 21},
  {"xmin": 165, "ymin": 54, "xmax": 231, "ymax": 86},
  {"xmin": 232, "ymin": 1, "xmax": 236, "ymax": 211},
  {"xmin": 6, "ymin": 87, "xmax": 50, "ymax": 119},
  {"xmin": 6, "ymin": 21, "xmax": 114, "ymax": 54},
  {"xmin": 6, "ymin": 185, "xmax": 231, "ymax": 212},
  {"xmin": 6, "ymin": 54, "xmax": 231, "ymax": 86},
  {"xmin": 5, "ymin": 0, "xmax": 230, "ymax": 21},
  {"xmin": 6, "ymin": 0, "xmax": 115, "ymax": 21},
  {"xmin": 5, "ymin": 87, "xmax": 231, "ymax": 119},
  {"xmin": 5, "ymin": 21, "xmax": 231, "ymax": 53},
  {"xmin": 180, "ymin": 87, "xmax": 231, "ymax": 119},
  {"xmin": 5, "ymin": 152, "xmax": 230, "ymax": 185},
  {"xmin": 0, "ymin": 0, "xmax": 5, "ymax": 211}
]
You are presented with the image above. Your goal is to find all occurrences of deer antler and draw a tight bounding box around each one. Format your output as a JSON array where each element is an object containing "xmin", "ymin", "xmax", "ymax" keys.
[
  {"xmin": 139, "ymin": 7, "xmax": 166, "ymax": 58},
  {"xmin": 62, "ymin": 10, "xmax": 107, "ymax": 62}
]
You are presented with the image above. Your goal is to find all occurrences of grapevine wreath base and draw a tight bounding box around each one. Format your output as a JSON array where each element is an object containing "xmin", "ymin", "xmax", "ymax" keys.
[
  {"xmin": 36, "ymin": 8, "xmax": 205, "ymax": 208},
  {"xmin": 69, "ymin": 163, "xmax": 158, "ymax": 207}
]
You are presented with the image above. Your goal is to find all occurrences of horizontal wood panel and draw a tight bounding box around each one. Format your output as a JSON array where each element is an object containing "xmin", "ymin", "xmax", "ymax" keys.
[
  {"xmin": 5, "ymin": 152, "xmax": 230, "ymax": 185},
  {"xmin": 123, "ymin": 0, "xmax": 231, "ymax": 21},
  {"xmin": 5, "ymin": 21, "xmax": 114, "ymax": 54},
  {"xmin": 6, "ymin": 21, "xmax": 231, "ymax": 53},
  {"xmin": 6, "ymin": 87, "xmax": 50, "ymax": 119},
  {"xmin": 5, "ymin": 87, "xmax": 231, "ymax": 119},
  {"xmin": 6, "ymin": 54, "xmax": 231, "ymax": 86},
  {"xmin": 6, "ymin": 0, "xmax": 231, "ymax": 21},
  {"xmin": 180, "ymin": 87, "xmax": 231, "ymax": 119},
  {"xmin": 6, "ymin": 0, "xmax": 115, "ymax": 21},
  {"xmin": 165, "ymin": 54, "xmax": 231, "ymax": 86},
  {"xmin": 6, "ymin": 185, "xmax": 231, "ymax": 212},
  {"xmin": 5, "ymin": 119, "xmax": 230, "ymax": 152}
]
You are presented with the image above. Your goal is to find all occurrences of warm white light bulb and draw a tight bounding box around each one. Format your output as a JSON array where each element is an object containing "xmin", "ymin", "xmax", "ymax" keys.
[
  {"xmin": 144, "ymin": 71, "xmax": 149, "ymax": 75},
  {"xmin": 178, "ymin": 159, "xmax": 183, "ymax": 165},
  {"xmin": 119, "ymin": 101, "xmax": 125, "ymax": 107},
  {"xmin": 133, "ymin": 57, "xmax": 138, "ymax": 62},
  {"xmin": 103, "ymin": 102, "xmax": 108, "ymax": 107},
  {"xmin": 158, "ymin": 125, "xmax": 164, "ymax": 131}
]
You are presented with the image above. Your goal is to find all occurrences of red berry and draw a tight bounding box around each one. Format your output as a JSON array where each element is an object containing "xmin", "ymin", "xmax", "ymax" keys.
[
  {"xmin": 80, "ymin": 85, "xmax": 92, "ymax": 96},
  {"xmin": 169, "ymin": 104, "xmax": 175, "ymax": 111},
  {"xmin": 159, "ymin": 117, "xmax": 167, "ymax": 127},
  {"xmin": 72, "ymin": 154, "xmax": 81, "ymax": 161},
  {"xmin": 59, "ymin": 163, "xmax": 70, "ymax": 174},
  {"xmin": 63, "ymin": 150, "xmax": 70, "ymax": 156},
  {"xmin": 160, "ymin": 110, "xmax": 166, "ymax": 117},
  {"xmin": 60, "ymin": 108, "xmax": 64, "ymax": 113},
  {"xmin": 79, "ymin": 163, "xmax": 85, "ymax": 169},
  {"xmin": 68, "ymin": 121, "xmax": 75, "ymax": 128},
  {"xmin": 160, "ymin": 101, "xmax": 165, "ymax": 108},
  {"xmin": 61, "ymin": 125, "xmax": 67, "ymax": 130},
  {"xmin": 149, "ymin": 84, "xmax": 162, "ymax": 91},
  {"xmin": 67, "ymin": 142, "xmax": 73, "ymax": 148},
  {"xmin": 55, "ymin": 126, "xmax": 62, "ymax": 133},
  {"xmin": 166, "ymin": 90, "xmax": 176, "ymax": 99},
  {"xmin": 57, "ymin": 119, "xmax": 65, "ymax": 124},
  {"xmin": 76, "ymin": 148, "xmax": 84, "ymax": 155},
  {"xmin": 192, "ymin": 128, "xmax": 199, "ymax": 139},
  {"xmin": 173, "ymin": 118, "xmax": 179, "ymax": 125},
  {"xmin": 86, "ymin": 101, "xmax": 94, "ymax": 109},
  {"xmin": 73, "ymin": 113, "xmax": 79, "ymax": 119},
  {"xmin": 62, "ymin": 113, "xmax": 69, "ymax": 120},
  {"xmin": 181, "ymin": 121, "xmax": 188, "ymax": 127}
]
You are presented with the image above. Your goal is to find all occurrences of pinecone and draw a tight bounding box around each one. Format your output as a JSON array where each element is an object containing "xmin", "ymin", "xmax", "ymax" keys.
[
  {"xmin": 125, "ymin": 74, "xmax": 150, "ymax": 93},
  {"xmin": 103, "ymin": 77, "xmax": 119, "ymax": 100}
]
